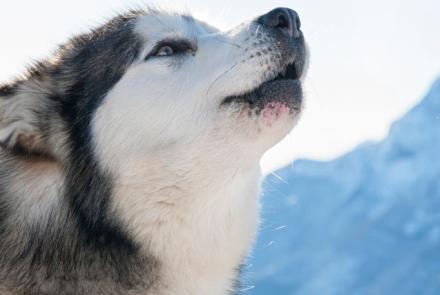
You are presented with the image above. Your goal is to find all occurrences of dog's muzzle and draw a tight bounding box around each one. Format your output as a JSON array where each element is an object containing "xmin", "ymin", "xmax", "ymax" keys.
[{"xmin": 222, "ymin": 7, "xmax": 307, "ymax": 112}]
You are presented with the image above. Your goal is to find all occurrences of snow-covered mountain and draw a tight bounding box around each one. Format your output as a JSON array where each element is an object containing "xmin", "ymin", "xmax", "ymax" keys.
[{"xmin": 247, "ymin": 79, "xmax": 440, "ymax": 295}]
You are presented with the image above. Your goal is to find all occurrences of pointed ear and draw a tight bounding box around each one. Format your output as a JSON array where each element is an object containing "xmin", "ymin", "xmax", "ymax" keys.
[{"xmin": 0, "ymin": 85, "xmax": 53, "ymax": 156}]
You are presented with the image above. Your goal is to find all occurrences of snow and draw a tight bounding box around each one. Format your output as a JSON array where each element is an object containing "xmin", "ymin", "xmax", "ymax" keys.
[{"xmin": 247, "ymin": 78, "xmax": 440, "ymax": 295}]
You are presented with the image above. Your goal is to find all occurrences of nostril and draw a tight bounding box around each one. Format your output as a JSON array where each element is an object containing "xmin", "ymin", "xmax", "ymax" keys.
[
  {"xmin": 277, "ymin": 13, "xmax": 289, "ymax": 30},
  {"xmin": 257, "ymin": 8, "xmax": 301, "ymax": 38}
]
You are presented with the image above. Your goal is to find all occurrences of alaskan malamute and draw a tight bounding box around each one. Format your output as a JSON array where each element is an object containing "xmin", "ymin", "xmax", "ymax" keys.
[{"xmin": 0, "ymin": 7, "xmax": 307, "ymax": 295}]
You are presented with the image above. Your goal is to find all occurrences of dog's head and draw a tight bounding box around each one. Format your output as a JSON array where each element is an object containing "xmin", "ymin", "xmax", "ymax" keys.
[
  {"xmin": 0, "ymin": 7, "xmax": 307, "ymax": 170},
  {"xmin": 0, "ymin": 9, "xmax": 308, "ymax": 282}
]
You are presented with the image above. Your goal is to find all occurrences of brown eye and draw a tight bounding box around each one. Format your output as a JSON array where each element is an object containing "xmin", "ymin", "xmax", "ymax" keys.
[
  {"xmin": 145, "ymin": 39, "xmax": 196, "ymax": 61},
  {"xmin": 156, "ymin": 45, "xmax": 175, "ymax": 57}
]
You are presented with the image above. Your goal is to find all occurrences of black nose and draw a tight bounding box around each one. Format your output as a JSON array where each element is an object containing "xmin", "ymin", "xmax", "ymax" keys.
[{"xmin": 257, "ymin": 8, "xmax": 301, "ymax": 38}]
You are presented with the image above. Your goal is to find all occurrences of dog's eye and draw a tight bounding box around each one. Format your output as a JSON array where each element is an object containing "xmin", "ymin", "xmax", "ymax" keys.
[
  {"xmin": 146, "ymin": 39, "xmax": 196, "ymax": 60},
  {"xmin": 156, "ymin": 45, "xmax": 175, "ymax": 57}
]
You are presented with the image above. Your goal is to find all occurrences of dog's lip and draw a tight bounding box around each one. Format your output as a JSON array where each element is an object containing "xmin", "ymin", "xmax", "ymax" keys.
[{"xmin": 221, "ymin": 60, "xmax": 303, "ymax": 106}]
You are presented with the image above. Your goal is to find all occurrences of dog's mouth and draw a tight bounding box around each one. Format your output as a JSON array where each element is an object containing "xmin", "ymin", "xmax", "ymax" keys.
[
  {"xmin": 278, "ymin": 61, "xmax": 303, "ymax": 81},
  {"xmin": 221, "ymin": 61, "xmax": 304, "ymax": 112}
]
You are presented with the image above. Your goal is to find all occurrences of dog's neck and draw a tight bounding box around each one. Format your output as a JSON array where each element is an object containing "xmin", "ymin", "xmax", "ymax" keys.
[
  {"xmin": 111, "ymin": 148, "xmax": 262, "ymax": 295},
  {"xmin": 0, "ymin": 138, "xmax": 262, "ymax": 295}
]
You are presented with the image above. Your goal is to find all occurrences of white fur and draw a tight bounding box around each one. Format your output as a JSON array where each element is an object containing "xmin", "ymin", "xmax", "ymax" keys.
[
  {"xmin": 0, "ymin": 7, "xmax": 306, "ymax": 294},
  {"xmin": 91, "ymin": 12, "xmax": 302, "ymax": 295}
]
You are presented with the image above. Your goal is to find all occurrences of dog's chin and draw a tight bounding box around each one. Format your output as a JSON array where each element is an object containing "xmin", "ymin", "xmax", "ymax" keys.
[
  {"xmin": 221, "ymin": 78, "xmax": 302, "ymax": 129},
  {"xmin": 221, "ymin": 60, "xmax": 303, "ymax": 124}
]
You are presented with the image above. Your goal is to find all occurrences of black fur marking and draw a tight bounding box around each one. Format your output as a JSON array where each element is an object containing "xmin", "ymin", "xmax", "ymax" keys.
[
  {"xmin": 0, "ymin": 84, "xmax": 18, "ymax": 97},
  {"xmin": 0, "ymin": 10, "xmax": 160, "ymax": 294},
  {"xmin": 59, "ymin": 12, "xmax": 144, "ymax": 247}
]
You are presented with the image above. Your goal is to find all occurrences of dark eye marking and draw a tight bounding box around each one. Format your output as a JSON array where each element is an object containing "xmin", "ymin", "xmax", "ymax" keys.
[{"xmin": 145, "ymin": 39, "xmax": 197, "ymax": 60}]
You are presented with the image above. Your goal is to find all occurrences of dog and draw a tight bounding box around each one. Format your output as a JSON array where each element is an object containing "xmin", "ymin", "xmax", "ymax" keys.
[{"xmin": 0, "ymin": 6, "xmax": 307, "ymax": 295}]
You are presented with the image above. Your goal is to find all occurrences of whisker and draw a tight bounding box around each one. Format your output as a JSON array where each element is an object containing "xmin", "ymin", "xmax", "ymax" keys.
[
  {"xmin": 255, "ymin": 24, "xmax": 261, "ymax": 35},
  {"xmin": 206, "ymin": 62, "xmax": 239, "ymax": 95},
  {"xmin": 270, "ymin": 172, "xmax": 288, "ymax": 184},
  {"xmin": 211, "ymin": 38, "xmax": 241, "ymax": 48},
  {"xmin": 200, "ymin": 33, "xmax": 241, "ymax": 48}
]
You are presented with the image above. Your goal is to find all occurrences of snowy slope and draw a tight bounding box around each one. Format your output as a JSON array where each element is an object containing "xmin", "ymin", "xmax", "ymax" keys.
[{"xmin": 247, "ymin": 79, "xmax": 440, "ymax": 295}]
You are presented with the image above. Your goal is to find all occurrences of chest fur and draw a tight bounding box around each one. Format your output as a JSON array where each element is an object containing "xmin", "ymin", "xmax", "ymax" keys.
[{"xmin": 113, "ymin": 162, "xmax": 262, "ymax": 295}]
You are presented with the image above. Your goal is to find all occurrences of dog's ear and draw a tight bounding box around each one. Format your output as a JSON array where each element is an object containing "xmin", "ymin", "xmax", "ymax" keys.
[{"xmin": 0, "ymin": 84, "xmax": 54, "ymax": 157}]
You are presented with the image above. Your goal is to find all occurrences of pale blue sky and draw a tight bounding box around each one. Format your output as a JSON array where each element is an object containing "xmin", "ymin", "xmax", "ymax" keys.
[{"xmin": 0, "ymin": 0, "xmax": 439, "ymax": 172}]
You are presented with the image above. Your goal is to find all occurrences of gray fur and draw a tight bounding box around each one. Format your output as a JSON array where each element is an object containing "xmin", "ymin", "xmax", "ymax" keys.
[
  {"xmin": 0, "ymin": 6, "xmax": 307, "ymax": 294},
  {"xmin": 0, "ymin": 9, "xmax": 161, "ymax": 295}
]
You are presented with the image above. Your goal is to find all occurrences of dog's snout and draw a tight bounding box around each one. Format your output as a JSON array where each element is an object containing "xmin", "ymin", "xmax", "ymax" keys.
[{"xmin": 257, "ymin": 8, "xmax": 301, "ymax": 38}]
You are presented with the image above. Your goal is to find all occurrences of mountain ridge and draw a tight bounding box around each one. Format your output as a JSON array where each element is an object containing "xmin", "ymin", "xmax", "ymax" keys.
[{"xmin": 248, "ymin": 78, "xmax": 440, "ymax": 295}]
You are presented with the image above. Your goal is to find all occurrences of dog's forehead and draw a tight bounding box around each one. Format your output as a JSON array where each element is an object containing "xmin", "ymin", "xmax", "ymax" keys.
[{"xmin": 135, "ymin": 11, "xmax": 213, "ymax": 42}]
